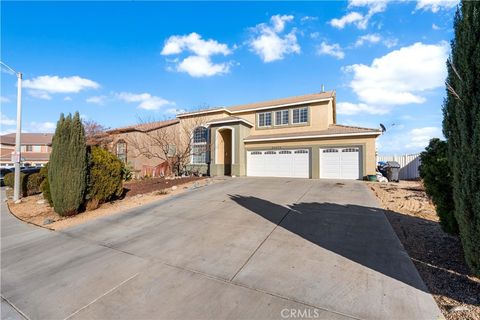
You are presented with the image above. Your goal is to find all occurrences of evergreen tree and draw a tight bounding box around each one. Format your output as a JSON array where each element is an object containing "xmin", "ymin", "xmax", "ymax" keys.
[
  {"xmin": 442, "ymin": 1, "xmax": 480, "ymax": 275},
  {"xmin": 48, "ymin": 112, "xmax": 87, "ymax": 216}
]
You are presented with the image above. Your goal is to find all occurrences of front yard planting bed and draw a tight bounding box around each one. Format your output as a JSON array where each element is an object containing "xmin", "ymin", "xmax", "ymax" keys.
[
  {"xmin": 6, "ymin": 176, "xmax": 210, "ymax": 231},
  {"xmin": 124, "ymin": 176, "xmax": 205, "ymax": 197},
  {"xmin": 368, "ymin": 180, "xmax": 480, "ymax": 320}
]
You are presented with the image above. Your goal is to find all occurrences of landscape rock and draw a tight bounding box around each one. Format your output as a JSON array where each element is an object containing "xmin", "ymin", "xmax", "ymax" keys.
[
  {"xmin": 36, "ymin": 199, "xmax": 46, "ymax": 204},
  {"xmin": 171, "ymin": 186, "xmax": 178, "ymax": 191},
  {"xmin": 43, "ymin": 218, "xmax": 54, "ymax": 225},
  {"xmin": 448, "ymin": 306, "xmax": 469, "ymax": 313}
]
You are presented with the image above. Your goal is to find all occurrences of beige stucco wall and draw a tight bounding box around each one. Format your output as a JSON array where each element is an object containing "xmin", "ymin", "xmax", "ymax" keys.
[
  {"xmin": 243, "ymin": 135, "xmax": 378, "ymax": 179},
  {"xmin": 233, "ymin": 100, "xmax": 334, "ymax": 136}
]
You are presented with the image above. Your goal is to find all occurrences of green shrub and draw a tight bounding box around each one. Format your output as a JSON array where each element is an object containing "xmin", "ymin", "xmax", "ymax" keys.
[
  {"xmin": 85, "ymin": 146, "xmax": 124, "ymax": 210},
  {"xmin": 26, "ymin": 173, "xmax": 43, "ymax": 196},
  {"xmin": 40, "ymin": 165, "xmax": 53, "ymax": 206},
  {"xmin": 442, "ymin": 1, "xmax": 480, "ymax": 275},
  {"xmin": 419, "ymin": 139, "xmax": 458, "ymax": 234},
  {"xmin": 49, "ymin": 112, "xmax": 87, "ymax": 216},
  {"xmin": 4, "ymin": 172, "xmax": 28, "ymax": 196}
]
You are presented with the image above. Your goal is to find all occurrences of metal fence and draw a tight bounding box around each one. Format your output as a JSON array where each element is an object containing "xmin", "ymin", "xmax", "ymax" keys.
[{"xmin": 376, "ymin": 153, "xmax": 421, "ymax": 180}]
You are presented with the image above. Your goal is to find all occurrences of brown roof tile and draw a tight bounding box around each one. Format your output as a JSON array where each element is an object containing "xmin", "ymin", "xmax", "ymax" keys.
[
  {"xmin": 0, "ymin": 151, "xmax": 50, "ymax": 161},
  {"xmin": 107, "ymin": 119, "xmax": 179, "ymax": 134},
  {"xmin": 0, "ymin": 133, "xmax": 53, "ymax": 146},
  {"xmin": 244, "ymin": 124, "xmax": 381, "ymax": 142},
  {"xmin": 227, "ymin": 91, "xmax": 335, "ymax": 112}
]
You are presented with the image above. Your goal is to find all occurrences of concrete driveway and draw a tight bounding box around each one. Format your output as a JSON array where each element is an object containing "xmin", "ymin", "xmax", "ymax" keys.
[{"xmin": 1, "ymin": 178, "xmax": 442, "ymax": 320}]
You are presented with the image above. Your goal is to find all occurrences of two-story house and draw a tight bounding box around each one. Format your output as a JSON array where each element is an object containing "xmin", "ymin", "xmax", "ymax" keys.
[
  {"xmin": 0, "ymin": 133, "xmax": 54, "ymax": 167},
  {"xmin": 111, "ymin": 91, "xmax": 381, "ymax": 180}
]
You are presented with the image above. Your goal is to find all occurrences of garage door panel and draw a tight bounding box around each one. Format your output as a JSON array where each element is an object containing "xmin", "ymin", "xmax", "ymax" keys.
[
  {"xmin": 247, "ymin": 149, "xmax": 309, "ymax": 178},
  {"xmin": 320, "ymin": 147, "xmax": 360, "ymax": 180}
]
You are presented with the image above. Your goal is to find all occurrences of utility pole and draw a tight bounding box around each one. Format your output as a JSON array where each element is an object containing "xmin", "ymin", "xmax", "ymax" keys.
[{"xmin": 13, "ymin": 71, "xmax": 23, "ymax": 201}]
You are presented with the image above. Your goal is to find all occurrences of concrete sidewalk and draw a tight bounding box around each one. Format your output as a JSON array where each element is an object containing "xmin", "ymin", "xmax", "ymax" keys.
[{"xmin": 1, "ymin": 179, "xmax": 443, "ymax": 320}]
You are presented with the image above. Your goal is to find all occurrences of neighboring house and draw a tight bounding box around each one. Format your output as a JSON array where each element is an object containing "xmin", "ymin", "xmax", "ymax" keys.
[
  {"xmin": 0, "ymin": 133, "xmax": 54, "ymax": 167},
  {"xmin": 107, "ymin": 119, "xmax": 180, "ymax": 178},
  {"xmin": 111, "ymin": 91, "xmax": 382, "ymax": 180}
]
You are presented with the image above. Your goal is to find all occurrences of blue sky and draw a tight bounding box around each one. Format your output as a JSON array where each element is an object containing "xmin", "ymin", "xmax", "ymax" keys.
[{"xmin": 1, "ymin": 0, "xmax": 457, "ymax": 154}]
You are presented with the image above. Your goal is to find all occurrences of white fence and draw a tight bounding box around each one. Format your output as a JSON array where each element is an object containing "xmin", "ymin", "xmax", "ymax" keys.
[{"xmin": 376, "ymin": 153, "xmax": 421, "ymax": 180}]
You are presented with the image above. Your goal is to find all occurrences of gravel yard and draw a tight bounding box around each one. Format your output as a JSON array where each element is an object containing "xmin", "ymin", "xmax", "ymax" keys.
[{"xmin": 368, "ymin": 180, "xmax": 480, "ymax": 320}]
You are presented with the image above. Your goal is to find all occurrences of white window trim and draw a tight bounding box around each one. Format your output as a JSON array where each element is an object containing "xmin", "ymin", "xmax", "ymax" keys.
[
  {"xmin": 190, "ymin": 125, "xmax": 209, "ymax": 165},
  {"xmin": 274, "ymin": 109, "xmax": 289, "ymax": 126},
  {"xmin": 215, "ymin": 126, "xmax": 235, "ymax": 165},
  {"xmin": 291, "ymin": 106, "xmax": 308, "ymax": 125},
  {"xmin": 257, "ymin": 111, "xmax": 272, "ymax": 128}
]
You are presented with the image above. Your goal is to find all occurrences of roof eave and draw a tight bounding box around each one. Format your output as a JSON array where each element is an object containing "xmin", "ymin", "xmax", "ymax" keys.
[{"xmin": 244, "ymin": 131, "xmax": 382, "ymax": 142}]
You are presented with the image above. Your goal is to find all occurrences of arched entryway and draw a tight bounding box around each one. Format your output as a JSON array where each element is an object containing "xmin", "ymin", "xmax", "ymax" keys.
[{"xmin": 217, "ymin": 128, "xmax": 233, "ymax": 176}]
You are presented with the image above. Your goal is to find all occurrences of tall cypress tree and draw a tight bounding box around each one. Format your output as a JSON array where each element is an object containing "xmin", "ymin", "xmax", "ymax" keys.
[
  {"xmin": 48, "ymin": 112, "xmax": 87, "ymax": 216},
  {"xmin": 442, "ymin": 1, "xmax": 480, "ymax": 275}
]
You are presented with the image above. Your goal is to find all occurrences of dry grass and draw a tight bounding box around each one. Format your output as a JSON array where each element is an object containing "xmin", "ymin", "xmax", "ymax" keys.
[
  {"xmin": 7, "ymin": 177, "xmax": 216, "ymax": 231},
  {"xmin": 368, "ymin": 180, "xmax": 480, "ymax": 320}
]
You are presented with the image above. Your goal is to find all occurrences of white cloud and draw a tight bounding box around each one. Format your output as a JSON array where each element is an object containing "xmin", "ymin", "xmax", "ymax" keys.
[
  {"xmin": 344, "ymin": 41, "xmax": 449, "ymax": 106},
  {"xmin": 23, "ymin": 75, "xmax": 99, "ymax": 94},
  {"xmin": 161, "ymin": 32, "xmax": 231, "ymax": 57},
  {"xmin": 86, "ymin": 95, "xmax": 107, "ymax": 105},
  {"xmin": 355, "ymin": 34, "xmax": 398, "ymax": 48},
  {"xmin": 165, "ymin": 108, "xmax": 187, "ymax": 115},
  {"xmin": 64, "ymin": 96, "xmax": 72, "ymax": 101},
  {"xmin": 177, "ymin": 56, "xmax": 230, "ymax": 77},
  {"xmin": 330, "ymin": 0, "xmax": 387, "ymax": 30},
  {"xmin": 317, "ymin": 42, "xmax": 345, "ymax": 59},
  {"xmin": 416, "ymin": 0, "xmax": 458, "ymax": 13},
  {"xmin": 1, "ymin": 96, "xmax": 10, "ymax": 104},
  {"xmin": 355, "ymin": 34, "xmax": 381, "ymax": 47},
  {"xmin": 0, "ymin": 112, "xmax": 16, "ymax": 126},
  {"xmin": 29, "ymin": 121, "xmax": 56, "ymax": 133},
  {"xmin": 330, "ymin": 12, "xmax": 365, "ymax": 29},
  {"xmin": 117, "ymin": 92, "xmax": 174, "ymax": 111},
  {"xmin": 161, "ymin": 33, "xmax": 232, "ymax": 77},
  {"xmin": 248, "ymin": 15, "xmax": 300, "ymax": 63},
  {"xmin": 27, "ymin": 90, "xmax": 52, "ymax": 100},
  {"xmin": 383, "ymin": 38, "xmax": 398, "ymax": 48},
  {"xmin": 337, "ymin": 102, "xmax": 390, "ymax": 115},
  {"xmin": 432, "ymin": 23, "xmax": 441, "ymax": 30},
  {"xmin": 300, "ymin": 16, "xmax": 318, "ymax": 22},
  {"xmin": 406, "ymin": 127, "xmax": 443, "ymax": 148}
]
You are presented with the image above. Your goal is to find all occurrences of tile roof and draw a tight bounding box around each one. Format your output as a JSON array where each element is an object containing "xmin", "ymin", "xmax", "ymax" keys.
[
  {"xmin": 227, "ymin": 91, "xmax": 335, "ymax": 112},
  {"xmin": 0, "ymin": 133, "xmax": 53, "ymax": 146},
  {"xmin": 177, "ymin": 91, "xmax": 335, "ymax": 117},
  {"xmin": 0, "ymin": 151, "xmax": 50, "ymax": 161},
  {"xmin": 207, "ymin": 116, "xmax": 254, "ymax": 126},
  {"xmin": 244, "ymin": 124, "xmax": 382, "ymax": 142},
  {"xmin": 107, "ymin": 119, "xmax": 180, "ymax": 134}
]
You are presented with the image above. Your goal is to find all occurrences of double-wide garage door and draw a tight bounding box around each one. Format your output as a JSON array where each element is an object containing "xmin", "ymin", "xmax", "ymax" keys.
[
  {"xmin": 246, "ymin": 147, "xmax": 361, "ymax": 179},
  {"xmin": 247, "ymin": 149, "xmax": 310, "ymax": 178}
]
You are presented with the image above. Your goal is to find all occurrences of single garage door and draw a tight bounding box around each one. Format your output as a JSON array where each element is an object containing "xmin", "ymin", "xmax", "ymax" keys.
[
  {"xmin": 247, "ymin": 149, "xmax": 310, "ymax": 178},
  {"xmin": 320, "ymin": 147, "xmax": 360, "ymax": 179}
]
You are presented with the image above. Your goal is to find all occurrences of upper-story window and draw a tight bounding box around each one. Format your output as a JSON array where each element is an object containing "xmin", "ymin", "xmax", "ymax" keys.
[
  {"xmin": 192, "ymin": 126, "xmax": 208, "ymax": 164},
  {"xmin": 116, "ymin": 140, "xmax": 127, "ymax": 163},
  {"xmin": 33, "ymin": 146, "xmax": 41, "ymax": 152},
  {"xmin": 258, "ymin": 112, "xmax": 272, "ymax": 127},
  {"xmin": 292, "ymin": 107, "xmax": 308, "ymax": 124},
  {"xmin": 25, "ymin": 145, "xmax": 33, "ymax": 152},
  {"xmin": 275, "ymin": 110, "xmax": 289, "ymax": 126}
]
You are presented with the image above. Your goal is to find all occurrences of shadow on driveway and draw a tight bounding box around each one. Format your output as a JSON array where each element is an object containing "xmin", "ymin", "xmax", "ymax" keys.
[{"xmin": 229, "ymin": 194, "xmax": 479, "ymax": 304}]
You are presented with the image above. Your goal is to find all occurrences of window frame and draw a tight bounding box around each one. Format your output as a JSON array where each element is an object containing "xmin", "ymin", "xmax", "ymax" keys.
[
  {"xmin": 25, "ymin": 145, "xmax": 33, "ymax": 152},
  {"xmin": 292, "ymin": 107, "xmax": 309, "ymax": 125},
  {"xmin": 274, "ymin": 109, "xmax": 289, "ymax": 126},
  {"xmin": 191, "ymin": 126, "xmax": 209, "ymax": 164},
  {"xmin": 116, "ymin": 140, "xmax": 127, "ymax": 163},
  {"xmin": 257, "ymin": 111, "xmax": 272, "ymax": 128}
]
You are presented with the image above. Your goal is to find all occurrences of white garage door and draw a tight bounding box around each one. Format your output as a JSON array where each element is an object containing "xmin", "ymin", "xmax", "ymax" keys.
[
  {"xmin": 320, "ymin": 147, "xmax": 360, "ymax": 179},
  {"xmin": 247, "ymin": 149, "xmax": 310, "ymax": 178}
]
